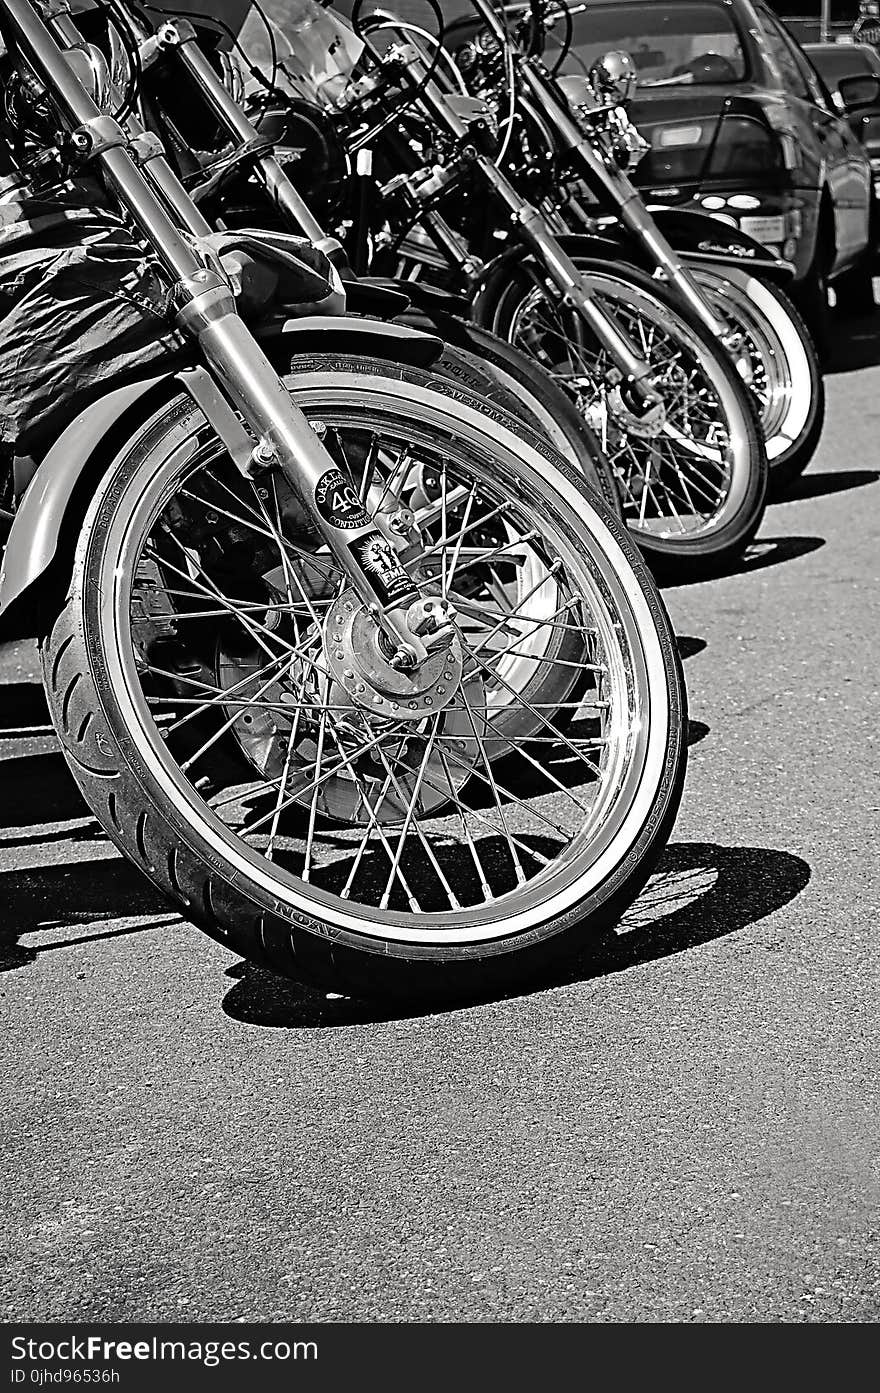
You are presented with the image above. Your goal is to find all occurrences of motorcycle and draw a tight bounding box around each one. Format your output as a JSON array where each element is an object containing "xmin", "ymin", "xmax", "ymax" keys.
[
  {"xmin": 447, "ymin": 0, "xmax": 825, "ymax": 496},
  {"xmin": 0, "ymin": 0, "xmax": 687, "ymax": 1002},
  {"xmin": 96, "ymin": 0, "xmax": 623, "ymax": 518},
  {"xmin": 232, "ymin": 0, "xmax": 769, "ymax": 575}
]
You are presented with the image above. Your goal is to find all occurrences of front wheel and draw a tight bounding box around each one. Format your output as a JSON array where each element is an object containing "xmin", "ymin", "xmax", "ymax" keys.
[
  {"xmin": 434, "ymin": 320, "xmax": 623, "ymax": 518},
  {"xmin": 483, "ymin": 257, "xmax": 768, "ymax": 577},
  {"xmin": 689, "ymin": 266, "xmax": 825, "ymax": 495},
  {"xmin": 41, "ymin": 355, "xmax": 686, "ymax": 1003}
]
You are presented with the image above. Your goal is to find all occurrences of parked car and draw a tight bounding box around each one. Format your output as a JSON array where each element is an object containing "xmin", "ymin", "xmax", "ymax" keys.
[
  {"xmin": 447, "ymin": 0, "xmax": 877, "ymax": 323},
  {"xmin": 804, "ymin": 40, "xmax": 880, "ymax": 196}
]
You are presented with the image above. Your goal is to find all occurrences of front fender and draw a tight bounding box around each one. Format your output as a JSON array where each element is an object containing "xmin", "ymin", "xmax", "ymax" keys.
[
  {"xmin": 0, "ymin": 373, "xmax": 174, "ymax": 640},
  {"xmin": 467, "ymin": 240, "xmax": 640, "ymax": 324},
  {"xmin": 0, "ymin": 317, "xmax": 446, "ymax": 639},
  {"xmin": 470, "ymin": 236, "xmax": 642, "ymax": 323},
  {"xmin": 646, "ymin": 207, "xmax": 795, "ymax": 282},
  {"xmin": 559, "ymin": 216, "xmax": 794, "ymax": 281},
  {"xmin": 262, "ymin": 314, "xmax": 443, "ymax": 368}
]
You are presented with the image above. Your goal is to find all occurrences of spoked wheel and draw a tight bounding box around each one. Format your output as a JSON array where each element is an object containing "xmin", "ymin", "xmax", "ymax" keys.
[
  {"xmin": 42, "ymin": 356, "xmax": 686, "ymax": 1003},
  {"xmin": 689, "ymin": 265, "xmax": 824, "ymax": 495},
  {"xmin": 430, "ymin": 321, "xmax": 623, "ymax": 517},
  {"xmin": 485, "ymin": 258, "xmax": 767, "ymax": 576}
]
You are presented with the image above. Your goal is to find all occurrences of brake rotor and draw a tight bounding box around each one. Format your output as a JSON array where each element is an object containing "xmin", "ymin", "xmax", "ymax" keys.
[{"xmin": 217, "ymin": 593, "xmax": 486, "ymax": 826}]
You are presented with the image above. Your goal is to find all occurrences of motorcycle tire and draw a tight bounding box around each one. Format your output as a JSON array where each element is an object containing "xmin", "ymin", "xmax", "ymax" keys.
[
  {"xmin": 41, "ymin": 354, "xmax": 686, "ymax": 1004},
  {"xmin": 688, "ymin": 265, "xmax": 824, "ymax": 496},
  {"xmin": 412, "ymin": 315, "xmax": 622, "ymax": 517},
  {"xmin": 482, "ymin": 256, "xmax": 768, "ymax": 577}
]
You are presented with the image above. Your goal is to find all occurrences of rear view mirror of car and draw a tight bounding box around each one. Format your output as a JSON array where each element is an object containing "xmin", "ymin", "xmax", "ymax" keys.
[{"xmin": 837, "ymin": 73, "xmax": 880, "ymax": 112}]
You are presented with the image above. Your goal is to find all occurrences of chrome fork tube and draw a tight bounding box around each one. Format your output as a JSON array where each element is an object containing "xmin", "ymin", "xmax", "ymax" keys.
[
  {"xmin": 517, "ymin": 62, "xmax": 732, "ymax": 342},
  {"xmin": 48, "ymin": 9, "xmax": 213, "ymax": 236},
  {"xmin": 158, "ymin": 20, "xmax": 346, "ymax": 264},
  {"xmin": 402, "ymin": 39, "xmax": 663, "ymax": 410},
  {"xmin": 6, "ymin": 0, "xmax": 429, "ymax": 658}
]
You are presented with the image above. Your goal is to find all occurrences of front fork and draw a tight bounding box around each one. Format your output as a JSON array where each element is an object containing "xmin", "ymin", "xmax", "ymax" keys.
[
  {"xmin": 7, "ymin": 0, "xmax": 446, "ymax": 669},
  {"xmin": 514, "ymin": 60, "xmax": 745, "ymax": 358},
  {"xmin": 571, "ymin": 143, "xmax": 747, "ymax": 366},
  {"xmin": 139, "ymin": 16, "xmax": 349, "ymax": 270},
  {"xmin": 389, "ymin": 41, "xmax": 666, "ymax": 421},
  {"xmin": 478, "ymin": 165, "xmax": 665, "ymax": 418}
]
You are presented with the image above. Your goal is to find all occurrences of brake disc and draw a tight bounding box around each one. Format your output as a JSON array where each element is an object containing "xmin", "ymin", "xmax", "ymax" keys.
[{"xmin": 217, "ymin": 591, "xmax": 485, "ymax": 826}]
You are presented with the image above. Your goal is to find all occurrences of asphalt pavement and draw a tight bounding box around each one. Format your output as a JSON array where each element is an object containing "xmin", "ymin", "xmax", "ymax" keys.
[{"xmin": 1, "ymin": 312, "xmax": 879, "ymax": 1323}]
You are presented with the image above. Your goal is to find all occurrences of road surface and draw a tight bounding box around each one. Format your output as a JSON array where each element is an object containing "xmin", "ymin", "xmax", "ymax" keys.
[{"xmin": 1, "ymin": 314, "xmax": 879, "ymax": 1323}]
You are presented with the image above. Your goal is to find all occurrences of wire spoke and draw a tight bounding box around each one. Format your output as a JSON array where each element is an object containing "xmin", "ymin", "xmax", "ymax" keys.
[{"xmin": 123, "ymin": 404, "xmax": 642, "ymax": 933}]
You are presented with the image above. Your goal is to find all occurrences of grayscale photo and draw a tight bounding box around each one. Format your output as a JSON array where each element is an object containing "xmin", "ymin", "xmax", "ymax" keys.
[{"xmin": 0, "ymin": 0, "xmax": 876, "ymax": 1352}]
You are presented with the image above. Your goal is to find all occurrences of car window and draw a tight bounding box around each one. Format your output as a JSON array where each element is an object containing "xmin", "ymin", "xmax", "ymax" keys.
[
  {"xmin": 806, "ymin": 47, "xmax": 874, "ymax": 82},
  {"xmin": 755, "ymin": 5, "xmax": 828, "ymax": 105},
  {"xmin": 550, "ymin": 2, "xmax": 748, "ymax": 86}
]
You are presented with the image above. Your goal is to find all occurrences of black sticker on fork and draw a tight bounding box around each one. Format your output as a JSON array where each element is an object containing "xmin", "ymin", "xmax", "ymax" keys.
[
  {"xmin": 347, "ymin": 531, "xmax": 418, "ymax": 607},
  {"xmin": 314, "ymin": 467, "xmax": 371, "ymax": 530}
]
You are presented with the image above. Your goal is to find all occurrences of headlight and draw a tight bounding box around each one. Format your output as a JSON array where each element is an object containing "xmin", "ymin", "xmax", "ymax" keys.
[{"xmin": 645, "ymin": 116, "xmax": 785, "ymax": 183}]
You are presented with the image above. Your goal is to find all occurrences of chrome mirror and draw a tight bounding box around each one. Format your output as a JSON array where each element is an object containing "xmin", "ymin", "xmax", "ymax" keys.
[
  {"xmin": 63, "ymin": 45, "xmax": 113, "ymax": 111},
  {"xmin": 588, "ymin": 50, "xmax": 638, "ymax": 107}
]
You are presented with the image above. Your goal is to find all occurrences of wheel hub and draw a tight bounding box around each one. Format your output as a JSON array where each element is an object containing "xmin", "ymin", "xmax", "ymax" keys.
[
  {"xmin": 574, "ymin": 376, "xmax": 668, "ymax": 441},
  {"xmin": 324, "ymin": 590, "xmax": 464, "ymax": 719},
  {"xmin": 606, "ymin": 383, "xmax": 667, "ymax": 439},
  {"xmin": 217, "ymin": 590, "xmax": 484, "ymax": 826}
]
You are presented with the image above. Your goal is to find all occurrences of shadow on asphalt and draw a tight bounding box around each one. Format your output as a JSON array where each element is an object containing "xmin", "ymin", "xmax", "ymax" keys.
[
  {"xmin": 0, "ymin": 856, "xmax": 175, "ymax": 972},
  {"xmin": 663, "ymin": 535, "xmax": 825, "ymax": 588},
  {"xmin": 0, "ymin": 750, "xmax": 94, "ymax": 834},
  {"xmin": 781, "ymin": 469, "xmax": 880, "ymax": 502},
  {"xmin": 220, "ymin": 840, "xmax": 812, "ymax": 1030},
  {"xmin": 676, "ymin": 635, "xmax": 707, "ymax": 661},
  {"xmin": 0, "ymin": 680, "xmax": 48, "ymax": 725},
  {"xmin": 825, "ymin": 309, "xmax": 880, "ymax": 374}
]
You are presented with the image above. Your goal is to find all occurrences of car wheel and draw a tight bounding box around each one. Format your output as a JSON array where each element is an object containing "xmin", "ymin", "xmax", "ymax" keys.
[
  {"xmin": 832, "ymin": 258, "xmax": 877, "ymax": 317},
  {"xmin": 794, "ymin": 258, "xmax": 831, "ymax": 362}
]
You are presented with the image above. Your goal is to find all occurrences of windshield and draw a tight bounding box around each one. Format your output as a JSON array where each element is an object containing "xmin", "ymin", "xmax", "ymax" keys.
[
  {"xmin": 806, "ymin": 46, "xmax": 878, "ymax": 82},
  {"xmin": 550, "ymin": 2, "xmax": 748, "ymax": 87},
  {"xmin": 168, "ymin": 0, "xmax": 365, "ymax": 104}
]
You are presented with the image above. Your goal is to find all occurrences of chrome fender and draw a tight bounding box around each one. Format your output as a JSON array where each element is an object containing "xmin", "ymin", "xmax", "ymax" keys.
[{"xmin": 645, "ymin": 208, "xmax": 795, "ymax": 283}]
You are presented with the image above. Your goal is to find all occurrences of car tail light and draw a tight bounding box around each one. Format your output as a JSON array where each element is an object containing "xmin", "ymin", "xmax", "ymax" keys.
[{"xmin": 644, "ymin": 115, "xmax": 784, "ymax": 183}]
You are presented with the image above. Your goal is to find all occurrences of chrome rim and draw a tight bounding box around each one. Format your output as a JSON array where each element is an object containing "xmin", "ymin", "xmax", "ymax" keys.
[
  {"xmin": 95, "ymin": 382, "xmax": 670, "ymax": 948},
  {"xmin": 506, "ymin": 273, "xmax": 750, "ymax": 542},
  {"xmin": 692, "ymin": 269, "xmax": 811, "ymax": 463}
]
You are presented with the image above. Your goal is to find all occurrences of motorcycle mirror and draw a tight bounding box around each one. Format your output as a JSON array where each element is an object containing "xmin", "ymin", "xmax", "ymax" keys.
[
  {"xmin": 63, "ymin": 45, "xmax": 113, "ymax": 112},
  {"xmin": 588, "ymin": 50, "xmax": 638, "ymax": 107}
]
